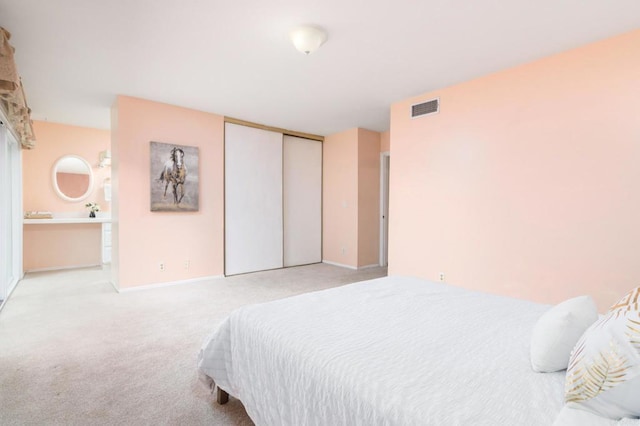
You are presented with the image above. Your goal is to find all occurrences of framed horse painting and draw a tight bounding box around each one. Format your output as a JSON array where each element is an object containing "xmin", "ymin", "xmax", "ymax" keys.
[{"xmin": 150, "ymin": 141, "xmax": 199, "ymax": 212}]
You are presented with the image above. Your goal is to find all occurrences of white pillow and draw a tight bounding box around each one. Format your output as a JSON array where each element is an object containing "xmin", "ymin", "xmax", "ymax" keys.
[
  {"xmin": 530, "ymin": 295, "xmax": 598, "ymax": 373},
  {"xmin": 562, "ymin": 287, "xmax": 640, "ymax": 420}
]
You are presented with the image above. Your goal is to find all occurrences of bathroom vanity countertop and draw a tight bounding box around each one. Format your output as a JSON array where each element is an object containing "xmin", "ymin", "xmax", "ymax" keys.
[{"xmin": 24, "ymin": 217, "xmax": 111, "ymax": 224}]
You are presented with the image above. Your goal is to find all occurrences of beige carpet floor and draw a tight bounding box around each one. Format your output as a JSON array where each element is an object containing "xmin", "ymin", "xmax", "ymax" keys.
[{"xmin": 0, "ymin": 263, "xmax": 387, "ymax": 425}]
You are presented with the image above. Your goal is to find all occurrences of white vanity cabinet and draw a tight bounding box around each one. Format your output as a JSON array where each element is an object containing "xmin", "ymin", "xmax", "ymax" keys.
[{"xmin": 102, "ymin": 222, "xmax": 112, "ymax": 264}]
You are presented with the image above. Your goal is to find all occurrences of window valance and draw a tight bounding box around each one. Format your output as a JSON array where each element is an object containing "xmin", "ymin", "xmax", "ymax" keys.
[{"xmin": 0, "ymin": 27, "xmax": 35, "ymax": 149}]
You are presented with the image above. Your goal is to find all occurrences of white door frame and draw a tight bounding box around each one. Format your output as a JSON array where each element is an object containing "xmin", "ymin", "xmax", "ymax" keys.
[{"xmin": 379, "ymin": 151, "xmax": 390, "ymax": 266}]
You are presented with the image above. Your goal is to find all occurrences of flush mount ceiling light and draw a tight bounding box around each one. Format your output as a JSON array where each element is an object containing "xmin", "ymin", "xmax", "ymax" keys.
[{"xmin": 289, "ymin": 25, "xmax": 328, "ymax": 55}]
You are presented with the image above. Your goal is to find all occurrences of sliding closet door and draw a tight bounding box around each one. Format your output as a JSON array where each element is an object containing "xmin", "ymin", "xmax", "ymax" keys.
[
  {"xmin": 0, "ymin": 124, "xmax": 8, "ymax": 303},
  {"xmin": 283, "ymin": 135, "xmax": 322, "ymax": 267},
  {"xmin": 225, "ymin": 123, "xmax": 283, "ymax": 275},
  {"xmin": 0, "ymin": 122, "xmax": 21, "ymax": 304}
]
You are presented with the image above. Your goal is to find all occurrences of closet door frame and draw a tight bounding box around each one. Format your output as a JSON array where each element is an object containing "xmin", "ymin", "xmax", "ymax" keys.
[{"xmin": 223, "ymin": 119, "xmax": 324, "ymax": 276}]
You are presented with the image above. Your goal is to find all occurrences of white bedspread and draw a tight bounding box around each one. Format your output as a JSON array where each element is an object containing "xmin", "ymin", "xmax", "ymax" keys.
[{"xmin": 198, "ymin": 276, "xmax": 638, "ymax": 425}]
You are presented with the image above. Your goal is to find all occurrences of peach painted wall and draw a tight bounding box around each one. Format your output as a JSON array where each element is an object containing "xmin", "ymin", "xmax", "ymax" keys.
[
  {"xmin": 357, "ymin": 128, "xmax": 381, "ymax": 267},
  {"xmin": 389, "ymin": 29, "xmax": 640, "ymax": 311},
  {"xmin": 381, "ymin": 131, "xmax": 390, "ymax": 152},
  {"xmin": 23, "ymin": 224, "xmax": 102, "ymax": 271},
  {"xmin": 323, "ymin": 128, "xmax": 359, "ymax": 267},
  {"xmin": 323, "ymin": 128, "xmax": 382, "ymax": 268},
  {"xmin": 111, "ymin": 96, "xmax": 224, "ymax": 289},
  {"xmin": 22, "ymin": 121, "xmax": 110, "ymax": 271},
  {"xmin": 23, "ymin": 121, "xmax": 111, "ymax": 212}
]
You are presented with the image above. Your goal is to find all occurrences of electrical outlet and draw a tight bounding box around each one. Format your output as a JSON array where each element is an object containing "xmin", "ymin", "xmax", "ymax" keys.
[
  {"xmin": 159, "ymin": 262, "xmax": 165, "ymax": 271},
  {"xmin": 184, "ymin": 260, "xmax": 190, "ymax": 270},
  {"xmin": 439, "ymin": 272, "xmax": 445, "ymax": 282}
]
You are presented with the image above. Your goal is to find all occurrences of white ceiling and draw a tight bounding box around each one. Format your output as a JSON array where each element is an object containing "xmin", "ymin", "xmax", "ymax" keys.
[{"xmin": 0, "ymin": 1, "xmax": 638, "ymax": 136}]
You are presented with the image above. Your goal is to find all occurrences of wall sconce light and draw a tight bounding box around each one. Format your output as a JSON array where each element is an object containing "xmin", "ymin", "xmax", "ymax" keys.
[
  {"xmin": 98, "ymin": 149, "xmax": 111, "ymax": 168},
  {"xmin": 102, "ymin": 177, "xmax": 112, "ymax": 202},
  {"xmin": 290, "ymin": 25, "xmax": 328, "ymax": 55}
]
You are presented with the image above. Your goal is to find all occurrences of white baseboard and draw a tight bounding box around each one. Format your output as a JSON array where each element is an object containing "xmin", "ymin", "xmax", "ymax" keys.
[
  {"xmin": 117, "ymin": 275, "xmax": 224, "ymax": 293},
  {"xmin": 322, "ymin": 260, "xmax": 357, "ymax": 270},
  {"xmin": 359, "ymin": 263, "xmax": 381, "ymax": 270},
  {"xmin": 322, "ymin": 261, "xmax": 383, "ymax": 270}
]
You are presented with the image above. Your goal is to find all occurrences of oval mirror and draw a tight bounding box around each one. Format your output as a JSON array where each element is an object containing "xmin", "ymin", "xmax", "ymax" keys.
[{"xmin": 52, "ymin": 155, "xmax": 94, "ymax": 202}]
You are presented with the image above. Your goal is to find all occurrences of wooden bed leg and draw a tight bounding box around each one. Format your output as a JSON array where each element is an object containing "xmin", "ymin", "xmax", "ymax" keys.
[{"xmin": 216, "ymin": 387, "xmax": 229, "ymax": 405}]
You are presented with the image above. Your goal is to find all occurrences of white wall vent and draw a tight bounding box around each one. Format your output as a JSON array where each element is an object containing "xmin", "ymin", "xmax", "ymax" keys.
[{"xmin": 411, "ymin": 98, "xmax": 439, "ymax": 118}]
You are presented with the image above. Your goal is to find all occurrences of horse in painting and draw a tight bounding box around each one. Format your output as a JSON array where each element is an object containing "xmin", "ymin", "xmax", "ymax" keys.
[{"xmin": 159, "ymin": 147, "xmax": 187, "ymax": 205}]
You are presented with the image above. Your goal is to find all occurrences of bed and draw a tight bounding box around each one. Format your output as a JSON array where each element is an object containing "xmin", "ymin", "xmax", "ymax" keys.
[{"xmin": 197, "ymin": 276, "xmax": 639, "ymax": 425}]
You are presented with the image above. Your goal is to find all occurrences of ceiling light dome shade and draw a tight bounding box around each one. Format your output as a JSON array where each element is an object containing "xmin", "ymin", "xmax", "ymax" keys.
[{"xmin": 290, "ymin": 25, "xmax": 327, "ymax": 54}]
